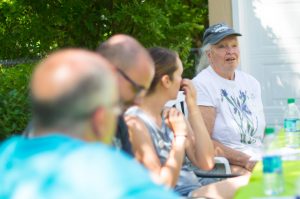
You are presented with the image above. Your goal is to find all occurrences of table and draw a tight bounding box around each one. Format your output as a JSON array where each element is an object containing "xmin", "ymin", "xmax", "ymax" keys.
[
  {"xmin": 234, "ymin": 160, "xmax": 300, "ymax": 198},
  {"xmin": 234, "ymin": 129, "xmax": 300, "ymax": 199}
]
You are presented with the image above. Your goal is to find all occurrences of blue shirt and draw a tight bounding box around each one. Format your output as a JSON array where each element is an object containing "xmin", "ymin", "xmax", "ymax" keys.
[{"xmin": 0, "ymin": 134, "xmax": 179, "ymax": 199}]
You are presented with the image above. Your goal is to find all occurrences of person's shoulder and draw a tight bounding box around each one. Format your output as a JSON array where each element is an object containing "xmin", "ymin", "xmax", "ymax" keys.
[
  {"xmin": 0, "ymin": 136, "xmax": 23, "ymax": 160},
  {"xmin": 125, "ymin": 105, "xmax": 140, "ymax": 116},
  {"xmin": 60, "ymin": 143, "xmax": 140, "ymax": 184},
  {"xmin": 65, "ymin": 143, "xmax": 140, "ymax": 172},
  {"xmin": 193, "ymin": 66, "xmax": 211, "ymax": 79},
  {"xmin": 124, "ymin": 107, "xmax": 149, "ymax": 132},
  {"xmin": 71, "ymin": 142, "xmax": 128, "ymax": 158},
  {"xmin": 237, "ymin": 70, "xmax": 260, "ymax": 85},
  {"xmin": 62, "ymin": 143, "xmax": 179, "ymax": 198},
  {"xmin": 0, "ymin": 135, "xmax": 22, "ymax": 148},
  {"xmin": 192, "ymin": 67, "xmax": 213, "ymax": 87}
]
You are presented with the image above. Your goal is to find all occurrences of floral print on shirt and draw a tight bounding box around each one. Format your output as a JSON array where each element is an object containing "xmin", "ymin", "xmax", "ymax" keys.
[{"xmin": 221, "ymin": 89, "xmax": 258, "ymax": 144}]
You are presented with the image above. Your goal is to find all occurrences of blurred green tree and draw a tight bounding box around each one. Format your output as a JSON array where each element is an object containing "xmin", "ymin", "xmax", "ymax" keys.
[
  {"xmin": 0, "ymin": 0, "xmax": 208, "ymax": 138},
  {"xmin": 0, "ymin": 0, "xmax": 208, "ymax": 75}
]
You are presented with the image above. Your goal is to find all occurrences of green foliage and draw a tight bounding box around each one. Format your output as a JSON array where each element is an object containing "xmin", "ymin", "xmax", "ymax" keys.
[
  {"xmin": 0, "ymin": 64, "xmax": 34, "ymax": 139},
  {"xmin": 0, "ymin": 0, "xmax": 208, "ymax": 76},
  {"xmin": 0, "ymin": 0, "xmax": 208, "ymax": 138}
]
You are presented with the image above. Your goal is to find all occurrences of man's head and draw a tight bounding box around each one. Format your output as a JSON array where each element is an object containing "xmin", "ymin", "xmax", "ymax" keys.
[
  {"xmin": 30, "ymin": 49, "xmax": 120, "ymax": 144},
  {"xmin": 97, "ymin": 34, "xmax": 154, "ymax": 110}
]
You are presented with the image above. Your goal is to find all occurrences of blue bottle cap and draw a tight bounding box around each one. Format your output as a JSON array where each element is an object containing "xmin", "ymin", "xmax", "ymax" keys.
[{"xmin": 263, "ymin": 156, "xmax": 282, "ymax": 173}]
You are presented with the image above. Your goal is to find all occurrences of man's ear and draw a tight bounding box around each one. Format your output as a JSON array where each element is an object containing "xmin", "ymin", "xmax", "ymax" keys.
[
  {"xmin": 161, "ymin": 74, "xmax": 171, "ymax": 88},
  {"xmin": 92, "ymin": 108, "xmax": 115, "ymax": 145},
  {"xmin": 90, "ymin": 108, "xmax": 105, "ymax": 141}
]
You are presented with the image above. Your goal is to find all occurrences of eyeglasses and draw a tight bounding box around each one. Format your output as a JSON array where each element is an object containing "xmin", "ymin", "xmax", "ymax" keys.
[{"xmin": 116, "ymin": 68, "xmax": 146, "ymax": 97}]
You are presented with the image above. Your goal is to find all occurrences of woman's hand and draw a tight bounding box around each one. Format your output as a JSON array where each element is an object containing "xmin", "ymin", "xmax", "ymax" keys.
[
  {"xmin": 180, "ymin": 79, "xmax": 197, "ymax": 108},
  {"xmin": 244, "ymin": 160, "xmax": 257, "ymax": 172},
  {"xmin": 163, "ymin": 108, "xmax": 188, "ymax": 138}
]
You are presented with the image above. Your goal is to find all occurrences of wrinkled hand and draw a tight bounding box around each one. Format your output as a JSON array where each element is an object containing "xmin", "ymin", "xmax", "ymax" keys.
[
  {"xmin": 244, "ymin": 160, "xmax": 257, "ymax": 172},
  {"xmin": 180, "ymin": 79, "xmax": 197, "ymax": 108},
  {"xmin": 163, "ymin": 108, "xmax": 188, "ymax": 138}
]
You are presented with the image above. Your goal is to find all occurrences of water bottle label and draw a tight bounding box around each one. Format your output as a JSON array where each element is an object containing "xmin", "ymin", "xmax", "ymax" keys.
[
  {"xmin": 297, "ymin": 119, "xmax": 300, "ymax": 131},
  {"xmin": 263, "ymin": 155, "xmax": 282, "ymax": 173},
  {"xmin": 284, "ymin": 118, "xmax": 300, "ymax": 132}
]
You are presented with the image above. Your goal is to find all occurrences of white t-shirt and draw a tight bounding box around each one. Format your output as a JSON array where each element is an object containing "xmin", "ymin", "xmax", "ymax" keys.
[{"xmin": 192, "ymin": 66, "xmax": 265, "ymax": 159}]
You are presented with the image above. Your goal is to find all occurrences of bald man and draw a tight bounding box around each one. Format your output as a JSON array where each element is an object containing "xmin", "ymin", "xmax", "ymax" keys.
[
  {"xmin": 97, "ymin": 34, "xmax": 155, "ymax": 156},
  {"xmin": 0, "ymin": 49, "xmax": 179, "ymax": 199}
]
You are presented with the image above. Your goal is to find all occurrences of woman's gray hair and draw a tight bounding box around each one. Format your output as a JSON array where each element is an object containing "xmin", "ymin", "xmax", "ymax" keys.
[{"xmin": 195, "ymin": 43, "xmax": 212, "ymax": 74}]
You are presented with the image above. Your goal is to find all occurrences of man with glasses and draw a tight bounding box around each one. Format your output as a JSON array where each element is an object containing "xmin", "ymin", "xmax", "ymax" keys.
[
  {"xmin": 97, "ymin": 34, "xmax": 155, "ymax": 156},
  {"xmin": 0, "ymin": 49, "xmax": 179, "ymax": 199}
]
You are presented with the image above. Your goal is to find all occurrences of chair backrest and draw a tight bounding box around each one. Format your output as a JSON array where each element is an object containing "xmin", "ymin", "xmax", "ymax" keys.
[{"xmin": 165, "ymin": 91, "xmax": 188, "ymax": 117}]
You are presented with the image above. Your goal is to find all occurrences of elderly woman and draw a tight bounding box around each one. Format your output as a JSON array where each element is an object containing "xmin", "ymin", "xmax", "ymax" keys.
[
  {"xmin": 125, "ymin": 47, "xmax": 251, "ymax": 198},
  {"xmin": 192, "ymin": 23, "xmax": 266, "ymax": 172}
]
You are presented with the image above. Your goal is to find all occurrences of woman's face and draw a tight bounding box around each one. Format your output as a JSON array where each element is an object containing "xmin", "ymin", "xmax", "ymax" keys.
[
  {"xmin": 169, "ymin": 56, "xmax": 183, "ymax": 99},
  {"xmin": 208, "ymin": 36, "xmax": 240, "ymax": 75}
]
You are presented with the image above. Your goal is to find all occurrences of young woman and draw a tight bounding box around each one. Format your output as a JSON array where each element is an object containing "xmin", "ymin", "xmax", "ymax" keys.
[
  {"xmin": 125, "ymin": 47, "xmax": 217, "ymax": 196},
  {"xmin": 125, "ymin": 47, "xmax": 252, "ymax": 198}
]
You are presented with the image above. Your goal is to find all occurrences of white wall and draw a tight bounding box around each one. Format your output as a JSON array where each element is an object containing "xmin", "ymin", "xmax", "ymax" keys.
[{"xmin": 232, "ymin": 0, "xmax": 300, "ymax": 126}]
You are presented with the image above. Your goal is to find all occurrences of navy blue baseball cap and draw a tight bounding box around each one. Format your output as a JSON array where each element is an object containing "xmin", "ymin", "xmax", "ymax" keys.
[{"xmin": 203, "ymin": 23, "xmax": 242, "ymax": 46}]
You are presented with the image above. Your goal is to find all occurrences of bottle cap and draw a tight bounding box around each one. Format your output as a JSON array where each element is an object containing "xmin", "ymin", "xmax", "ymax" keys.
[
  {"xmin": 265, "ymin": 127, "xmax": 275, "ymax": 135},
  {"xmin": 288, "ymin": 98, "xmax": 295, "ymax": 104},
  {"xmin": 263, "ymin": 155, "xmax": 282, "ymax": 173}
]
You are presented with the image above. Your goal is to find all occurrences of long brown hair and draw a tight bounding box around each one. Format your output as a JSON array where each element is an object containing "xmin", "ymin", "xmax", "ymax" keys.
[{"xmin": 147, "ymin": 47, "xmax": 178, "ymax": 95}]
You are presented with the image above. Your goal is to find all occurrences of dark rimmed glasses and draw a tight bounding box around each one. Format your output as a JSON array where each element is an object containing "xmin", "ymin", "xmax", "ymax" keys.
[{"xmin": 116, "ymin": 68, "xmax": 147, "ymax": 98}]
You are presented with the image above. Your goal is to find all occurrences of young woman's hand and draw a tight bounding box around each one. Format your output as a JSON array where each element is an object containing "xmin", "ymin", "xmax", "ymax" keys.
[
  {"xmin": 163, "ymin": 108, "xmax": 188, "ymax": 139},
  {"xmin": 180, "ymin": 79, "xmax": 197, "ymax": 108}
]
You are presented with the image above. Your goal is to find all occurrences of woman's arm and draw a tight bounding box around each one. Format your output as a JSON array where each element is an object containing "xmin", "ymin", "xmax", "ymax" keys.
[
  {"xmin": 180, "ymin": 79, "xmax": 215, "ymax": 170},
  {"xmin": 198, "ymin": 106, "xmax": 255, "ymax": 171},
  {"xmin": 125, "ymin": 112, "xmax": 187, "ymax": 187}
]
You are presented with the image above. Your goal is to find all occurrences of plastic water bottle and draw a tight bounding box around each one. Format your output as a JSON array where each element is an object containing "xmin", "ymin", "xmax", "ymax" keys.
[
  {"xmin": 296, "ymin": 177, "xmax": 300, "ymax": 199},
  {"xmin": 263, "ymin": 127, "xmax": 284, "ymax": 196},
  {"xmin": 284, "ymin": 98, "xmax": 300, "ymax": 148}
]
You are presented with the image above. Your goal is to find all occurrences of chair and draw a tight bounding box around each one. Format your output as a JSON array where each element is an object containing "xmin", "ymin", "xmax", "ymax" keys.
[
  {"xmin": 165, "ymin": 91, "xmax": 234, "ymax": 177},
  {"xmin": 165, "ymin": 91, "xmax": 188, "ymax": 117}
]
